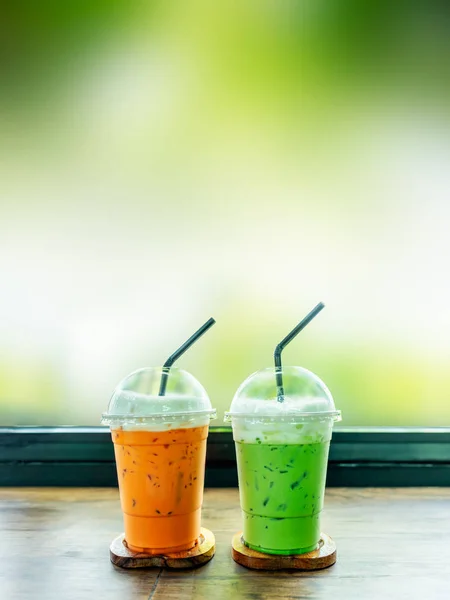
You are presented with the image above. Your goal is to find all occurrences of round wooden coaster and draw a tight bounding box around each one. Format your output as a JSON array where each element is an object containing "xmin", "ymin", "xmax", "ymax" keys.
[
  {"xmin": 110, "ymin": 527, "xmax": 215, "ymax": 569},
  {"xmin": 231, "ymin": 532, "xmax": 336, "ymax": 571}
]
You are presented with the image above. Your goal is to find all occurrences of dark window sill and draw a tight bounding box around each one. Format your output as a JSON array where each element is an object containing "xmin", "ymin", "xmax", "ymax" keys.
[{"xmin": 1, "ymin": 426, "xmax": 450, "ymax": 487}]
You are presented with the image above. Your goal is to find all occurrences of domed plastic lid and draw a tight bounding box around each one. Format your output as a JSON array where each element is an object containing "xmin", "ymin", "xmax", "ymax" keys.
[
  {"xmin": 225, "ymin": 366, "xmax": 341, "ymax": 423},
  {"xmin": 102, "ymin": 367, "xmax": 216, "ymax": 427}
]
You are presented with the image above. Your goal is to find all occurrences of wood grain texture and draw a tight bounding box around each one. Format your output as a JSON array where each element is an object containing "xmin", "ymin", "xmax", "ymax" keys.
[
  {"xmin": 231, "ymin": 532, "xmax": 336, "ymax": 571},
  {"xmin": 110, "ymin": 528, "xmax": 215, "ymax": 569},
  {"xmin": 1, "ymin": 488, "xmax": 450, "ymax": 599}
]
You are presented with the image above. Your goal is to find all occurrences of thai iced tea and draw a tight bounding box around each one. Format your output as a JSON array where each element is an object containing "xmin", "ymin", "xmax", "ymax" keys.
[{"xmin": 112, "ymin": 424, "xmax": 209, "ymax": 554}]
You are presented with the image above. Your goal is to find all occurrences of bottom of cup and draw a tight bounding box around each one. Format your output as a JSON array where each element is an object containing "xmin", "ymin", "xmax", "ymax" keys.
[
  {"xmin": 243, "ymin": 540, "xmax": 318, "ymax": 555},
  {"xmin": 123, "ymin": 508, "xmax": 201, "ymax": 555},
  {"xmin": 125, "ymin": 538, "xmax": 198, "ymax": 555}
]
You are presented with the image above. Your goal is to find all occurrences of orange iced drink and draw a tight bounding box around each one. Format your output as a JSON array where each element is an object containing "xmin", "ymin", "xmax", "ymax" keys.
[
  {"xmin": 112, "ymin": 424, "xmax": 209, "ymax": 554},
  {"xmin": 102, "ymin": 366, "xmax": 216, "ymax": 554}
]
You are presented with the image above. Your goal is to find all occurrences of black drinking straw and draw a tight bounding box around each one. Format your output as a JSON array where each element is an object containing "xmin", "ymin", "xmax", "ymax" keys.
[
  {"xmin": 274, "ymin": 302, "xmax": 325, "ymax": 402},
  {"xmin": 158, "ymin": 317, "xmax": 216, "ymax": 396}
]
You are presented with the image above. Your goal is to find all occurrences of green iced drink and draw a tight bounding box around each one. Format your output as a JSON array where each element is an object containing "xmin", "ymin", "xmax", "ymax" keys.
[
  {"xmin": 226, "ymin": 366, "xmax": 341, "ymax": 556},
  {"xmin": 236, "ymin": 439, "xmax": 330, "ymax": 554}
]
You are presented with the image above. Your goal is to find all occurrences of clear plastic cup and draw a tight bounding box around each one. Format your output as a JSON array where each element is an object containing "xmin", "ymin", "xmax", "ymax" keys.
[
  {"xmin": 225, "ymin": 366, "xmax": 341, "ymax": 555},
  {"xmin": 102, "ymin": 367, "xmax": 216, "ymax": 554}
]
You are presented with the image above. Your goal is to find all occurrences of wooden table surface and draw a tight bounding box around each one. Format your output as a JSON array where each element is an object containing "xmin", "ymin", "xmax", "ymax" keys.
[{"xmin": 1, "ymin": 488, "xmax": 450, "ymax": 600}]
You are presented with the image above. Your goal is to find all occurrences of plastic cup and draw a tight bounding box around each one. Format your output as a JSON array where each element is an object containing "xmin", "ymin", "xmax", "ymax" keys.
[
  {"xmin": 225, "ymin": 366, "xmax": 341, "ymax": 555},
  {"xmin": 102, "ymin": 367, "xmax": 216, "ymax": 554}
]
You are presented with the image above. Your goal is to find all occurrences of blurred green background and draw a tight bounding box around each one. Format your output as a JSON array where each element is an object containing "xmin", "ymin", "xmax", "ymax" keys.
[{"xmin": 1, "ymin": 1, "xmax": 450, "ymax": 426}]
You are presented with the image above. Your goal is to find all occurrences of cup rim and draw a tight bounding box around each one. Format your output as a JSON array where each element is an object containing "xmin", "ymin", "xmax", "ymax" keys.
[
  {"xmin": 101, "ymin": 408, "xmax": 217, "ymax": 425},
  {"xmin": 223, "ymin": 410, "xmax": 341, "ymax": 423}
]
